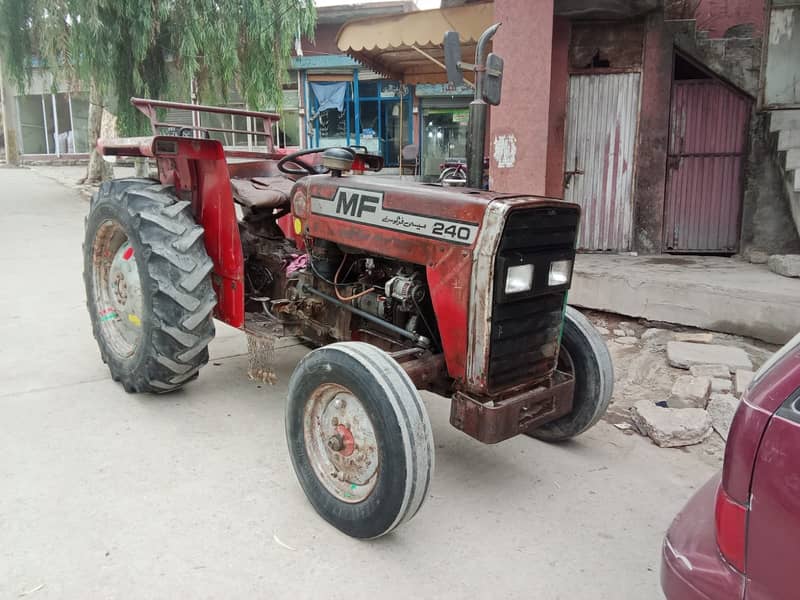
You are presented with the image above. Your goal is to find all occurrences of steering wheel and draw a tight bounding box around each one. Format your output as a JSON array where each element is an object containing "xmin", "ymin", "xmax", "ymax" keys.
[{"xmin": 277, "ymin": 147, "xmax": 355, "ymax": 176}]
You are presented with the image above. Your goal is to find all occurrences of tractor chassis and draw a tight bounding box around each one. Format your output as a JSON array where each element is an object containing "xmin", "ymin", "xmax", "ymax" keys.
[
  {"xmin": 244, "ymin": 313, "xmax": 575, "ymax": 445},
  {"xmin": 450, "ymin": 371, "xmax": 574, "ymax": 444}
]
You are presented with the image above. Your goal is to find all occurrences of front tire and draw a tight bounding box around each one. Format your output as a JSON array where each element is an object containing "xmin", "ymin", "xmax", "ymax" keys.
[
  {"xmin": 286, "ymin": 342, "xmax": 434, "ymax": 539},
  {"xmin": 527, "ymin": 307, "xmax": 614, "ymax": 441},
  {"xmin": 83, "ymin": 178, "xmax": 216, "ymax": 393}
]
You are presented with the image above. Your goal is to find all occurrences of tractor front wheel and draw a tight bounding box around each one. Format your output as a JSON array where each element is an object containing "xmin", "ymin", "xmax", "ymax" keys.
[
  {"xmin": 286, "ymin": 342, "xmax": 435, "ymax": 539},
  {"xmin": 526, "ymin": 307, "xmax": 614, "ymax": 442},
  {"xmin": 83, "ymin": 178, "xmax": 216, "ymax": 393}
]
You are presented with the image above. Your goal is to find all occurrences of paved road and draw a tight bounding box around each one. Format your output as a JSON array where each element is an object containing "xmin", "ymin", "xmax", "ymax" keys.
[{"xmin": 0, "ymin": 167, "xmax": 715, "ymax": 599}]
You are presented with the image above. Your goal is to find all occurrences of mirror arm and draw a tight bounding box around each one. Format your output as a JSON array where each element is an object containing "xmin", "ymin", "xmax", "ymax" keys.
[{"xmin": 474, "ymin": 23, "xmax": 501, "ymax": 99}]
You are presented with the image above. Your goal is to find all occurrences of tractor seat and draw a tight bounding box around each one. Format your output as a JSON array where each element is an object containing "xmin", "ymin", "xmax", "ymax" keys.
[{"xmin": 230, "ymin": 176, "xmax": 294, "ymax": 210}]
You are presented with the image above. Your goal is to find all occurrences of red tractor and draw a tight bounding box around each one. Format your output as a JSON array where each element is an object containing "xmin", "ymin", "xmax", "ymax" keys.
[{"xmin": 84, "ymin": 29, "xmax": 612, "ymax": 539}]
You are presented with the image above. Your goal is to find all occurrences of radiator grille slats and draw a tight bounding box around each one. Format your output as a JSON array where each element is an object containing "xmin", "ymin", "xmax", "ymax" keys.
[{"xmin": 487, "ymin": 206, "xmax": 579, "ymax": 391}]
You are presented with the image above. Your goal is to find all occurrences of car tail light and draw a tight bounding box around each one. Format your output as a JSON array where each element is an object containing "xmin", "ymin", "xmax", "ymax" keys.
[{"xmin": 715, "ymin": 483, "xmax": 748, "ymax": 572}]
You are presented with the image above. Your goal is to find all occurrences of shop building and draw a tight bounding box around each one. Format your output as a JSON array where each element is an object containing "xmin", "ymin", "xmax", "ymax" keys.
[
  {"xmin": 341, "ymin": 0, "xmax": 800, "ymax": 256},
  {"xmin": 289, "ymin": 1, "xmax": 478, "ymax": 176}
]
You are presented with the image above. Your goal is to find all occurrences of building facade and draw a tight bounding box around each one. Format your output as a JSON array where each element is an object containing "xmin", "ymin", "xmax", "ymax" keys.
[
  {"xmin": 290, "ymin": 1, "xmax": 475, "ymax": 177},
  {"xmin": 432, "ymin": 0, "xmax": 800, "ymax": 256},
  {"xmin": 0, "ymin": 66, "xmax": 93, "ymax": 160}
]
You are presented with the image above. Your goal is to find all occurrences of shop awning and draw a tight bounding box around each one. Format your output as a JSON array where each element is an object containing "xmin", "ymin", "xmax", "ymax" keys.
[{"xmin": 336, "ymin": 2, "xmax": 494, "ymax": 85}]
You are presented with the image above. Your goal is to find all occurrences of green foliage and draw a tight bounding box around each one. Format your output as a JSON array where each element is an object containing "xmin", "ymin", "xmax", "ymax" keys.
[{"xmin": 0, "ymin": 0, "xmax": 316, "ymax": 135}]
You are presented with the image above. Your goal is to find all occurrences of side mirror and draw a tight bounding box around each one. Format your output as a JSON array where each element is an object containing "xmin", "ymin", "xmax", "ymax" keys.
[
  {"xmin": 443, "ymin": 31, "xmax": 464, "ymax": 86},
  {"xmin": 483, "ymin": 53, "xmax": 504, "ymax": 106}
]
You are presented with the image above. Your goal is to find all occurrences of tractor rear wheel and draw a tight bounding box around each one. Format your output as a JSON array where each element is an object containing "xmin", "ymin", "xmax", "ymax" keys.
[
  {"xmin": 526, "ymin": 307, "xmax": 614, "ymax": 442},
  {"xmin": 83, "ymin": 178, "xmax": 216, "ymax": 393},
  {"xmin": 285, "ymin": 342, "xmax": 435, "ymax": 539}
]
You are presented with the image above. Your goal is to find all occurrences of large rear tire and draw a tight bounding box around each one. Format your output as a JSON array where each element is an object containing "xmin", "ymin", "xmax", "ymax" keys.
[
  {"xmin": 83, "ymin": 178, "xmax": 216, "ymax": 393},
  {"xmin": 526, "ymin": 307, "xmax": 613, "ymax": 442},
  {"xmin": 286, "ymin": 342, "xmax": 434, "ymax": 539}
]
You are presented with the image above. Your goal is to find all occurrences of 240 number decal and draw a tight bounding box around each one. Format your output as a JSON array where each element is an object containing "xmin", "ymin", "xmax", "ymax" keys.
[{"xmin": 432, "ymin": 222, "xmax": 473, "ymax": 241}]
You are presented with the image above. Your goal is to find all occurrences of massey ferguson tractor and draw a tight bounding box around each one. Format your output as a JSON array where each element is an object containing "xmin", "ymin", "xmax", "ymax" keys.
[{"xmin": 83, "ymin": 25, "xmax": 612, "ymax": 539}]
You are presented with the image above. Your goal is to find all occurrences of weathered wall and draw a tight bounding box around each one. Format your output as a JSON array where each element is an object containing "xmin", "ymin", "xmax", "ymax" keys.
[
  {"xmin": 489, "ymin": 0, "xmax": 554, "ymax": 194},
  {"xmin": 632, "ymin": 11, "xmax": 673, "ymax": 254},
  {"xmin": 569, "ymin": 21, "xmax": 644, "ymax": 69},
  {"xmin": 633, "ymin": 4, "xmax": 772, "ymax": 254},
  {"xmin": 301, "ymin": 23, "xmax": 341, "ymax": 56},
  {"xmin": 555, "ymin": 0, "xmax": 659, "ymax": 19},
  {"xmin": 693, "ymin": 0, "xmax": 765, "ymax": 38},
  {"xmin": 545, "ymin": 16, "xmax": 570, "ymax": 198},
  {"xmin": 740, "ymin": 113, "xmax": 800, "ymax": 255},
  {"xmin": 670, "ymin": 24, "xmax": 763, "ymax": 97},
  {"xmin": 663, "ymin": 0, "xmax": 765, "ymax": 95},
  {"xmin": 665, "ymin": 0, "xmax": 766, "ymax": 37}
]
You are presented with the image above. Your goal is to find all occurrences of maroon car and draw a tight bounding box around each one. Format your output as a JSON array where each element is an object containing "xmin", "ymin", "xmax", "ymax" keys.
[{"xmin": 662, "ymin": 333, "xmax": 800, "ymax": 599}]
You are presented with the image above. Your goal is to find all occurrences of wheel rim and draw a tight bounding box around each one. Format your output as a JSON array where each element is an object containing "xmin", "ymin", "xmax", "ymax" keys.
[
  {"xmin": 91, "ymin": 219, "xmax": 144, "ymax": 359},
  {"xmin": 303, "ymin": 383, "xmax": 380, "ymax": 503},
  {"xmin": 557, "ymin": 340, "xmax": 575, "ymax": 376}
]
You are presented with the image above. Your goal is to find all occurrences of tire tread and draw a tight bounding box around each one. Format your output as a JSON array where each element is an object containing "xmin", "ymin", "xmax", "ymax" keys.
[{"xmin": 83, "ymin": 179, "xmax": 216, "ymax": 394}]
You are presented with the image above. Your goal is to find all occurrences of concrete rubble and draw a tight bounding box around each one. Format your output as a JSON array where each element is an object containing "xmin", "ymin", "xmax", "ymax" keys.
[
  {"xmin": 631, "ymin": 400, "xmax": 713, "ymax": 448},
  {"xmin": 768, "ymin": 254, "xmax": 800, "ymax": 278},
  {"xmin": 710, "ymin": 378, "xmax": 733, "ymax": 393},
  {"xmin": 674, "ymin": 332, "xmax": 714, "ymax": 344},
  {"xmin": 640, "ymin": 328, "xmax": 672, "ymax": 349},
  {"xmin": 689, "ymin": 364, "xmax": 731, "ymax": 378},
  {"xmin": 744, "ymin": 249, "xmax": 769, "ymax": 264},
  {"xmin": 736, "ymin": 370, "xmax": 755, "ymax": 395},
  {"xmin": 585, "ymin": 311, "xmax": 776, "ymax": 453},
  {"xmin": 666, "ymin": 341, "xmax": 753, "ymax": 372},
  {"xmin": 668, "ymin": 376, "xmax": 710, "ymax": 409},
  {"xmin": 707, "ymin": 394, "xmax": 741, "ymax": 441}
]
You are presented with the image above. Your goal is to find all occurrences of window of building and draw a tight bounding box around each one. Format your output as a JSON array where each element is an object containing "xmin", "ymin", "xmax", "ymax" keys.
[
  {"xmin": 419, "ymin": 103, "xmax": 469, "ymax": 181},
  {"xmin": 304, "ymin": 77, "xmax": 413, "ymax": 166},
  {"xmin": 15, "ymin": 92, "xmax": 90, "ymax": 155}
]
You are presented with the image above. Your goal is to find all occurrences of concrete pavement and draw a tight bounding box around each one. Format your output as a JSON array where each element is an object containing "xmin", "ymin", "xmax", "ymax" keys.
[
  {"xmin": 571, "ymin": 253, "xmax": 800, "ymax": 345},
  {"xmin": 0, "ymin": 167, "xmax": 716, "ymax": 599}
]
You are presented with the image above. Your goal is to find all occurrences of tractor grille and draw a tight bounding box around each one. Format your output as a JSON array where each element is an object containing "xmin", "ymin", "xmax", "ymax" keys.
[{"xmin": 487, "ymin": 206, "xmax": 580, "ymax": 391}]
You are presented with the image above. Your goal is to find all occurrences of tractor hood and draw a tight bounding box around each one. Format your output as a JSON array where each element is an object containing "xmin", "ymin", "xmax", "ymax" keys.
[{"xmin": 301, "ymin": 174, "xmax": 563, "ymax": 242}]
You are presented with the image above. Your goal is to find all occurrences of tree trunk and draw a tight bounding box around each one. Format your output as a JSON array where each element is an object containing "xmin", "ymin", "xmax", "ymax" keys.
[
  {"xmin": 83, "ymin": 82, "xmax": 112, "ymax": 184},
  {"xmin": 0, "ymin": 64, "xmax": 21, "ymax": 166},
  {"xmin": 134, "ymin": 157, "xmax": 148, "ymax": 177}
]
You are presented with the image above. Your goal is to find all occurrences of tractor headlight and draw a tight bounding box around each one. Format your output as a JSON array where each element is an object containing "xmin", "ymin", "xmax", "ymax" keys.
[
  {"xmin": 505, "ymin": 264, "xmax": 534, "ymax": 294},
  {"xmin": 548, "ymin": 259, "xmax": 573, "ymax": 287}
]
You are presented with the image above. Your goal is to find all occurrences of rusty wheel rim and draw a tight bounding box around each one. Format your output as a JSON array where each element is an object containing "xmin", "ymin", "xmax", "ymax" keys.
[
  {"xmin": 91, "ymin": 220, "xmax": 144, "ymax": 359},
  {"xmin": 303, "ymin": 383, "xmax": 380, "ymax": 503}
]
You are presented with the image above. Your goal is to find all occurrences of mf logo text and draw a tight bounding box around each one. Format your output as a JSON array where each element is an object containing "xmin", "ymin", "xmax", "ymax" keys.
[{"xmin": 336, "ymin": 190, "xmax": 379, "ymax": 218}]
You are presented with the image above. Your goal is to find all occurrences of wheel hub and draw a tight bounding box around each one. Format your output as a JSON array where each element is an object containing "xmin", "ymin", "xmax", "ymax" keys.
[
  {"xmin": 92, "ymin": 221, "xmax": 144, "ymax": 358},
  {"xmin": 304, "ymin": 385, "xmax": 380, "ymax": 503}
]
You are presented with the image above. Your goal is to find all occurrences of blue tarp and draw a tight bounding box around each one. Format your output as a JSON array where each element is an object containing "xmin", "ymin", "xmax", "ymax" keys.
[{"xmin": 310, "ymin": 82, "xmax": 348, "ymax": 116}]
